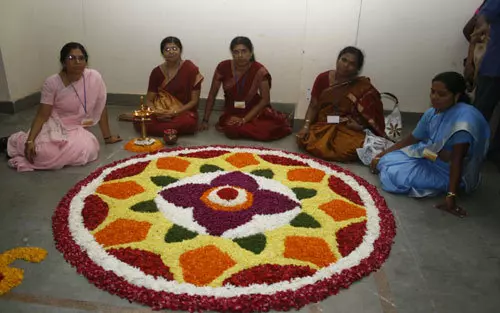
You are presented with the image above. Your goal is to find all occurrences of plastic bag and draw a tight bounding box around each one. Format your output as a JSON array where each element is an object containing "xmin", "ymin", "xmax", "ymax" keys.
[
  {"xmin": 356, "ymin": 129, "xmax": 394, "ymax": 166},
  {"xmin": 381, "ymin": 92, "xmax": 403, "ymax": 142}
]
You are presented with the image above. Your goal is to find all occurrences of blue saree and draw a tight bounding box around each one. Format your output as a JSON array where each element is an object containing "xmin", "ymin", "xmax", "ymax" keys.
[{"xmin": 377, "ymin": 102, "xmax": 490, "ymax": 197}]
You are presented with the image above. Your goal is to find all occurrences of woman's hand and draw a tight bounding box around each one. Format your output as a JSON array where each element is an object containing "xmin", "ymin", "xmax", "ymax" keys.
[
  {"xmin": 24, "ymin": 141, "xmax": 36, "ymax": 163},
  {"xmin": 227, "ymin": 116, "xmax": 245, "ymax": 126},
  {"xmin": 156, "ymin": 110, "xmax": 177, "ymax": 121},
  {"xmin": 345, "ymin": 118, "xmax": 364, "ymax": 131},
  {"xmin": 295, "ymin": 127, "xmax": 309, "ymax": 142},
  {"xmin": 435, "ymin": 195, "xmax": 467, "ymax": 218},
  {"xmin": 199, "ymin": 120, "xmax": 209, "ymax": 131},
  {"xmin": 370, "ymin": 152, "xmax": 384, "ymax": 174},
  {"xmin": 104, "ymin": 135, "xmax": 122, "ymax": 144}
]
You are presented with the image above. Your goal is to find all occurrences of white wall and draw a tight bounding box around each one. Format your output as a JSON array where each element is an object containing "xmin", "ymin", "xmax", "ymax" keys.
[
  {"xmin": 0, "ymin": 48, "xmax": 10, "ymax": 101},
  {"xmin": 0, "ymin": 0, "xmax": 480, "ymax": 113},
  {"xmin": 357, "ymin": 0, "xmax": 479, "ymax": 112}
]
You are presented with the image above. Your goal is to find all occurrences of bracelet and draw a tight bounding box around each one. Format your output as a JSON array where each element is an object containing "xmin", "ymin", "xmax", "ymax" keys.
[
  {"xmin": 446, "ymin": 192, "xmax": 457, "ymax": 198},
  {"xmin": 104, "ymin": 136, "xmax": 111, "ymax": 140},
  {"xmin": 25, "ymin": 140, "xmax": 34, "ymax": 145},
  {"xmin": 241, "ymin": 117, "xmax": 246, "ymax": 124},
  {"xmin": 202, "ymin": 118, "xmax": 209, "ymax": 123}
]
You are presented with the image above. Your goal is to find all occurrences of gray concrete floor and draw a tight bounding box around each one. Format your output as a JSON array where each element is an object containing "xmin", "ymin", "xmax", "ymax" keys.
[{"xmin": 0, "ymin": 105, "xmax": 499, "ymax": 313}]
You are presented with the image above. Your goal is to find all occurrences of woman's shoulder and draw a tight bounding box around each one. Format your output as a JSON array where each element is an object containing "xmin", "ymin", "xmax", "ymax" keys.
[
  {"xmin": 217, "ymin": 60, "xmax": 232, "ymax": 68},
  {"xmin": 84, "ymin": 68, "xmax": 104, "ymax": 82},
  {"xmin": 44, "ymin": 73, "xmax": 61, "ymax": 85},
  {"xmin": 316, "ymin": 70, "xmax": 331, "ymax": 79},
  {"xmin": 181, "ymin": 60, "xmax": 201, "ymax": 72}
]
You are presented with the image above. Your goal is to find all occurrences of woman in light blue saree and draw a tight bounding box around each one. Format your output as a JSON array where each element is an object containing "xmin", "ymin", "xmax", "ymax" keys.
[{"xmin": 370, "ymin": 72, "xmax": 490, "ymax": 218}]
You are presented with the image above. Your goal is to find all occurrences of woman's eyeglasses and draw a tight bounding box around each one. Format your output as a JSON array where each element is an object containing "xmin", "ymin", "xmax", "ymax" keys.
[
  {"xmin": 66, "ymin": 55, "xmax": 86, "ymax": 62},
  {"xmin": 164, "ymin": 47, "xmax": 179, "ymax": 52}
]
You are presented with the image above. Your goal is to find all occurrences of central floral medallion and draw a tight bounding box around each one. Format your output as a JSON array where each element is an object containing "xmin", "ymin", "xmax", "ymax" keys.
[{"xmin": 156, "ymin": 171, "xmax": 302, "ymax": 238}]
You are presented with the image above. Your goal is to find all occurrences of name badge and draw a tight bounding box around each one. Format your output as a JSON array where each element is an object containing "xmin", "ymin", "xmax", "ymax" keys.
[
  {"xmin": 82, "ymin": 118, "xmax": 93, "ymax": 127},
  {"xmin": 234, "ymin": 101, "xmax": 246, "ymax": 109},
  {"xmin": 327, "ymin": 115, "xmax": 340, "ymax": 124},
  {"xmin": 423, "ymin": 148, "xmax": 438, "ymax": 162}
]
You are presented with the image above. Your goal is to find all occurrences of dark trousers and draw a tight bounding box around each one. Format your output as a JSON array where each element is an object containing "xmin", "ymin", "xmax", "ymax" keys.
[{"xmin": 474, "ymin": 76, "xmax": 500, "ymax": 153}]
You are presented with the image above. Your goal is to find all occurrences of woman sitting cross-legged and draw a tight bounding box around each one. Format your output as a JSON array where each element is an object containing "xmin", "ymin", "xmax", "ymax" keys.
[
  {"xmin": 296, "ymin": 46, "xmax": 386, "ymax": 162},
  {"xmin": 199, "ymin": 36, "xmax": 291, "ymax": 141}
]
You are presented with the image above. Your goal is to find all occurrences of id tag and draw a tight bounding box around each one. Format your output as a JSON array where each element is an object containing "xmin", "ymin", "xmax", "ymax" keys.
[
  {"xmin": 234, "ymin": 101, "xmax": 246, "ymax": 109},
  {"xmin": 327, "ymin": 115, "xmax": 340, "ymax": 124}
]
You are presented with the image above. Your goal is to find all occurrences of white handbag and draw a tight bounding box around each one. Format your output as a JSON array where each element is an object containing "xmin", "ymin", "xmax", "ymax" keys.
[{"xmin": 381, "ymin": 92, "xmax": 403, "ymax": 142}]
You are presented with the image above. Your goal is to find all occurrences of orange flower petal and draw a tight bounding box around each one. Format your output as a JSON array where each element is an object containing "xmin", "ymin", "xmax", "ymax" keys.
[
  {"xmin": 0, "ymin": 267, "xmax": 24, "ymax": 295},
  {"xmin": 94, "ymin": 219, "xmax": 152, "ymax": 247},
  {"xmin": 124, "ymin": 139, "xmax": 164, "ymax": 153},
  {"xmin": 287, "ymin": 168, "xmax": 325, "ymax": 183},
  {"xmin": 180, "ymin": 245, "xmax": 236, "ymax": 286},
  {"xmin": 157, "ymin": 157, "xmax": 191, "ymax": 172},
  {"xmin": 225, "ymin": 153, "xmax": 260, "ymax": 168},
  {"xmin": 284, "ymin": 236, "xmax": 336, "ymax": 268},
  {"xmin": 200, "ymin": 187, "xmax": 254, "ymax": 212},
  {"xmin": 96, "ymin": 181, "xmax": 145, "ymax": 200},
  {"xmin": 319, "ymin": 199, "xmax": 366, "ymax": 221}
]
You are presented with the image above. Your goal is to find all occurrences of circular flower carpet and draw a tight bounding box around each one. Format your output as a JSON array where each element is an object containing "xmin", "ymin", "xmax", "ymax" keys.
[{"xmin": 53, "ymin": 145, "xmax": 396, "ymax": 312}]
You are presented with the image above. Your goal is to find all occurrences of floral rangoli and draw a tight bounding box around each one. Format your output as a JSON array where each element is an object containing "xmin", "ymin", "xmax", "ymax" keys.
[{"xmin": 53, "ymin": 145, "xmax": 396, "ymax": 312}]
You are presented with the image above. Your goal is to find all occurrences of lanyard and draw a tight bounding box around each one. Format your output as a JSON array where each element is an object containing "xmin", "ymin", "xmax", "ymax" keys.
[
  {"xmin": 232, "ymin": 66, "xmax": 247, "ymax": 97},
  {"xmin": 71, "ymin": 75, "xmax": 87, "ymax": 114}
]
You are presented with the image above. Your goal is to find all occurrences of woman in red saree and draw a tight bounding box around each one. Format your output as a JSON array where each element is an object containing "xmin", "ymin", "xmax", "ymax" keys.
[
  {"xmin": 199, "ymin": 36, "xmax": 291, "ymax": 141},
  {"xmin": 120, "ymin": 37, "xmax": 203, "ymax": 136},
  {"xmin": 296, "ymin": 47, "xmax": 386, "ymax": 162}
]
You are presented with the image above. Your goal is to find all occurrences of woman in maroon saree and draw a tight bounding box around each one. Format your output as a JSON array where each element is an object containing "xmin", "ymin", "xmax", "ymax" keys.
[
  {"xmin": 120, "ymin": 37, "xmax": 203, "ymax": 136},
  {"xmin": 199, "ymin": 36, "xmax": 291, "ymax": 141}
]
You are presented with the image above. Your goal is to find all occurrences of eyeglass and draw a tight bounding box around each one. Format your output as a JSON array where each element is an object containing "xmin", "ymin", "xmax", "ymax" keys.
[
  {"xmin": 232, "ymin": 50, "xmax": 249, "ymax": 56},
  {"xmin": 67, "ymin": 55, "xmax": 86, "ymax": 62},
  {"xmin": 164, "ymin": 47, "xmax": 179, "ymax": 52}
]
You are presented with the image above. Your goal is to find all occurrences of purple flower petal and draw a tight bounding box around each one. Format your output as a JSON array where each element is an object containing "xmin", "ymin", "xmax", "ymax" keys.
[
  {"xmin": 251, "ymin": 190, "xmax": 300, "ymax": 215},
  {"xmin": 192, "ymin": 207, "xmax": 256, "ymax": 236},
  {"xmin": 211, "ymin": 172, "xmax": 258, "ymax": 192},
  {"xmin": 160, "ymin": 184, "xmax": 208, "ymax": 208}
]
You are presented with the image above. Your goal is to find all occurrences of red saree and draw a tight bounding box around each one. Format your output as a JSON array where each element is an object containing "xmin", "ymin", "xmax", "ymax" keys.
[
  {"xmin": 298, "ymin": 71, "xmax": 385, "ymax": 162},
  {"xmin": 133, "ymin": 60, "xmax": 203, "ymax": 136},
  {"xmin": 214, "ymin": 60, "xmax": 291, "ymax": 141}
]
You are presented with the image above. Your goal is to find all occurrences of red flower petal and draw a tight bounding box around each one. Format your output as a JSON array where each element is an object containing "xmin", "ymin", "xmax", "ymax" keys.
[
  {"xmin": 179, "ymin": 150, "xmax": 229, "ymax": 159},
  {"xmin": 223, "ymin": 264, "xmax": 316, "ymax": 287},
  {"xmin": 82, "ymin": 195, "xmax": 109, "ymax": 231},
  {"xmin": 336, "ymin": 221, "xmax": 367, "ymax": 257},
  {"xmin": 328, "ymin": 175, "xmax": 363, "ymax": 206},
  {"xmin": 104, "ymin": 161, "xmax": 150, "ymax": 181},
  {"xmin": 108, "ymin": 248, "xmax": 174, "ymax": 280},
  {"xmin": 216, "ymin": 187, "xmax": 239, "ymax": 201},
  {"xmin": 259, "ymin": 155, "xmax": 307, "ymax": 166}
]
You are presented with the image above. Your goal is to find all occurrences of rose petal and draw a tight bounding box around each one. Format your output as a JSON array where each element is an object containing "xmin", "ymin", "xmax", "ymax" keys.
[
  {"xmin": 211, "ymin": 172, "xmax": 259, "ymax": 192},
  {"xmin": 159, "ymin": 184, "xmax": 209, "ymax": 208},
  {"xmin": 251, "ymin": 190, "xmax": 300, "ymax": 214}
]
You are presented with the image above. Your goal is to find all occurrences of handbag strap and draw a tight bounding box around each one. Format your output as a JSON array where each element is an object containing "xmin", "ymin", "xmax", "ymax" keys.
[{"xmin": 380, "ymin": 92, "xmax": 399, "ymax": 104}]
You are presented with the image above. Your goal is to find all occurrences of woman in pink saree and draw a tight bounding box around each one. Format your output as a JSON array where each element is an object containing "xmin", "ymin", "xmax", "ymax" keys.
[{"xmin": 0, "ymin": 42, "xmax": 121, "ymax": 172}]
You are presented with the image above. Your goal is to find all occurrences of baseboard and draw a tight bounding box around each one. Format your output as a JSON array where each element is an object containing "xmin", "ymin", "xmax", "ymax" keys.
[
  {"xmin": 0, "ymin": 92, "xmax": 41, "ymax": 114},
  {"xmin": 107, "ymin": 93, "xmax": 296, "ymax": 112}
]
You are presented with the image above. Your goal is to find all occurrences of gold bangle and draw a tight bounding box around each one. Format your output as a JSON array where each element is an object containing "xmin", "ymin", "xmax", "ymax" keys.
[
  {"xmin": 446, "ymin": 192, "xmax": 456, "ymax": 198},
  {"xmin": 25, "ymin": 140, "xmax": 34, "ymax": 144}
]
